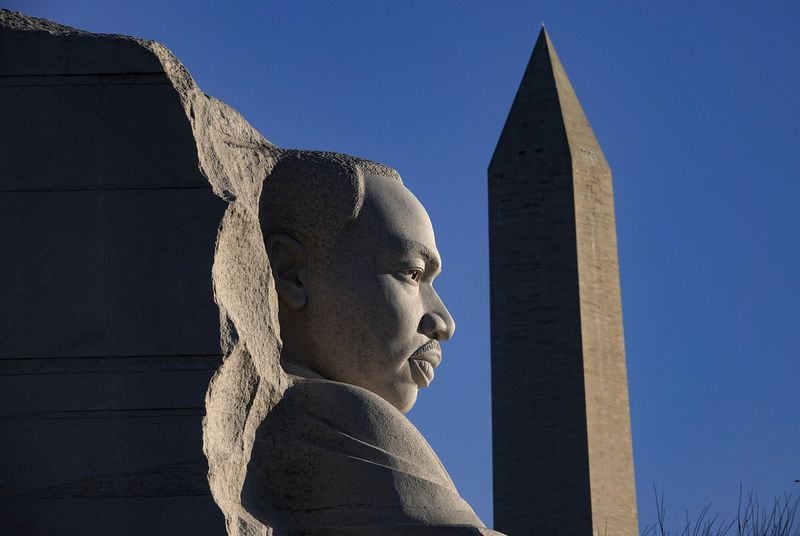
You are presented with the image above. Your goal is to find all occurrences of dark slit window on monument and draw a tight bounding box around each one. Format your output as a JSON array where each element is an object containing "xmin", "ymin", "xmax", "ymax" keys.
[{"xmin": 518, "ymin": 150, "xmax": 527, "ymax": 155}]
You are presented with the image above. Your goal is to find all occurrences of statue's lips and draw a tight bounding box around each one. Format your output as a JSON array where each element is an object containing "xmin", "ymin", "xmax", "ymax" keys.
[{"xmin": 409, "ymin": 341, "xmax": 441, "ymax": 388}]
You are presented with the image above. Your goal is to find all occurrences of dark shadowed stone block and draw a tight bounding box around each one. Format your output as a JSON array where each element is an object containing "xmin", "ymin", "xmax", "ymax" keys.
[
  {"xmin": 0, "ymin": 354, "xmax": 220, "ymax": 414},
  {"xmin": 0, "ymin": 497, "xmax": 223, "ymax": 536},
  {"xmin": 0, "ymin": 77, "xmax": 205, "ymax": 190},
  {"xmin": 0, "ymin": 10, "xmax": 205, "ymax": 191},
  {"xmin": 1, "ymin": 410, "xmax": 208, "ymax": 498},
  {"xmin": 0, "ymin": 189, "xmax": 224, "ymax": 358},
  {"xmin": 0, "ymin": 10, "xmax": 227, "ymax": 534},
  {"xmin": 0, "ymin": 14, "xmax": 162, "ymax": 75}
]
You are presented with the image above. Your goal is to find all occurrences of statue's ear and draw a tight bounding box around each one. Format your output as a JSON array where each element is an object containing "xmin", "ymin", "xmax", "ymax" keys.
[{"xmin": 266, "ymin": 233, "xmax": 308, "ymax": 310}]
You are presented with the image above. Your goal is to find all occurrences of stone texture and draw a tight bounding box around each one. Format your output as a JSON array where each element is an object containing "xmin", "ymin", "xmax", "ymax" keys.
[{"xmin": 489, "ymin": 28, "xmax": 638, "ymax": 535}]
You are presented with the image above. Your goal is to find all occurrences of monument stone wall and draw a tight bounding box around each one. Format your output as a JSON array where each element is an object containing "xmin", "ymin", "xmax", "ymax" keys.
[{"xmin": 0, "ymin": 11, "xmax": 227, "ymax": 534}]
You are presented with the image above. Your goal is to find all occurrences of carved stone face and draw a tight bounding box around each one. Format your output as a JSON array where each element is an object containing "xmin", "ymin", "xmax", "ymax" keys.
[{"xmin": 300, "ymin": 174, "xmax": 455, "ymax": 413}]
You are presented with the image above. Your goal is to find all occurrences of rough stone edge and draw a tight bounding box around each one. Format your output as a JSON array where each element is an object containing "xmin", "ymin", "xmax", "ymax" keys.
[
  {"xmin": 143, "ymin": 27, "xmax": 285, "ymax": 536},
  {"xmin": 1, "ymin": 8, "xmax": 107, "ymax": 36}
]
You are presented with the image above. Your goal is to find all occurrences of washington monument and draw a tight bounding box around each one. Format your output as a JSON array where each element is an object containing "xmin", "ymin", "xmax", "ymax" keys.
[{"xmin": 489, "ymin": 28, "xmax": 638, "ymax": 535}]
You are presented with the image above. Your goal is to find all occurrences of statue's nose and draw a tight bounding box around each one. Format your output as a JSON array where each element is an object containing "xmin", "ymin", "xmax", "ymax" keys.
[{"xmin": 420, "ymin": 295, "xmax": 456, "ymax": 341}]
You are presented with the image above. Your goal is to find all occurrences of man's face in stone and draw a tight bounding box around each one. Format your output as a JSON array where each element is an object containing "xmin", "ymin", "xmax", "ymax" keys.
[{"xmin": 303, "ymin": 174, "xmax": 455, "ymax": 413}]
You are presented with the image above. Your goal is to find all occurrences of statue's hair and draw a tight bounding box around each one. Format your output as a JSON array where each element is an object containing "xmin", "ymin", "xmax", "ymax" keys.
[{"xmin": 259, "ymin": 149, "xmax": 402, "ymax": 264}]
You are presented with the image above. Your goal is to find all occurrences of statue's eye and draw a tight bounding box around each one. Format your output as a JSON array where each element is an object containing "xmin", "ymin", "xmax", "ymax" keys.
[{"xmin": 401, "ymin": 268, "xmax": 423, "ymax": 282}]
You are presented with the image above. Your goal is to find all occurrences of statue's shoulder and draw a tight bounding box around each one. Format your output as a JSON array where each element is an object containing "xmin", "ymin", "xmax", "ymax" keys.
[{"xmin": 242, "ymin": 377, "xmax": 485, "ymax": 530}]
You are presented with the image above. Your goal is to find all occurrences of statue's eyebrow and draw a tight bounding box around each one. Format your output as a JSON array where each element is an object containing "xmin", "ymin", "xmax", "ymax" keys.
[{"xmin": 394, "ymin": 239, "xmax": 441, "ymax": 273}]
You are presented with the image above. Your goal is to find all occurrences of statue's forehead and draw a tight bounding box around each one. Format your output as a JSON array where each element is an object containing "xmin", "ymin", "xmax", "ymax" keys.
[{"xmin": 361, "ymin": 174, "xmax": 436, "ymax": 241}]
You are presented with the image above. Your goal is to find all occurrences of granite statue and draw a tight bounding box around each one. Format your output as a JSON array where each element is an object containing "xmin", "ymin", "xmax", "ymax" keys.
[{"xmin": 204, "ymin": 149, "xmax": 505, "ymax": 536}]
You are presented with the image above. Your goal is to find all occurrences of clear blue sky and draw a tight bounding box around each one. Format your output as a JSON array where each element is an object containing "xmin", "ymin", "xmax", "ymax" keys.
[{"xmin": 8, "ymin": 0, "xmax": 799, "ymax": 530}]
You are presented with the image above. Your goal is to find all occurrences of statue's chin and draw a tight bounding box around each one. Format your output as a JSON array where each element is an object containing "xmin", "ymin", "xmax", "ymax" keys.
[{"xmin": 375, "ymin": 384, "xmax": 418, "ymax": 415}]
